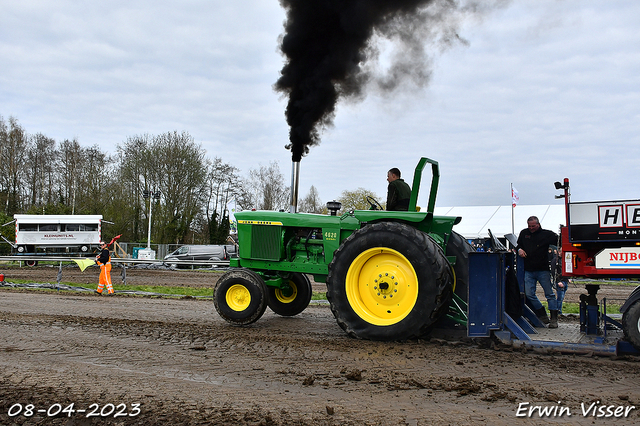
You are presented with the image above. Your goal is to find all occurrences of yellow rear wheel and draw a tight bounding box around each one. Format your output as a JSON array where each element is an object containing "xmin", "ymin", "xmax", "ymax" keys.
[
  {"xmin": 267, "ymin": 273, "xmax": 312, "ymax": 317},
  {"xmin": 274, "ymin": 282, "xmax": 298, "ymax": 304},
  {"xmin": 346, "ymin": 248, "xmax": 418, "ymax": 326},
  {"xmin": 326, "ymin": 221, "xmax": 452, "ymax": 340}
]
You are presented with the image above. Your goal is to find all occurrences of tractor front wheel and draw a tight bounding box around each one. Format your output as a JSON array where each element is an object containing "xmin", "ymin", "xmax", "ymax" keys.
[
  {"xmin": 267, "ymin": 273, "xmax": 312, "ymax": 317},
  {"xmin": 623, "ymin": 300, "xmax": 640, "ymax": 351},
  {"xmin": 327, "ymin": 222, "xmax": 452, "ymax": 341},
  {"xmin": 214, "ymin": 269, "xmax": 268, "ymax": 325}
]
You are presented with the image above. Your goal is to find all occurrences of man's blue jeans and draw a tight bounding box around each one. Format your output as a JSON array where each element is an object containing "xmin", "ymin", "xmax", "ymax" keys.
[{"xmin": 524, "ymin": 270, "xmax": 557, "ymax": 311}]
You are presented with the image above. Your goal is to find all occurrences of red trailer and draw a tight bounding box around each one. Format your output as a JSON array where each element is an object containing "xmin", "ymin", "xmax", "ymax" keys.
[{"xmin": 555, "ymin": 178, "xmax": 640, "ymax": 351}]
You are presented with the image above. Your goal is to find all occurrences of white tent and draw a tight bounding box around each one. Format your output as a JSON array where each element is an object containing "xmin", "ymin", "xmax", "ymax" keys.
[{"xmin": 434, "ymin": 205, "xmax": 566, "ymax": 240}]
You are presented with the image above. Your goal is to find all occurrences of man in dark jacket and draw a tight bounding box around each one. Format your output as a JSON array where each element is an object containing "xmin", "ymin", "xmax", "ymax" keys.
[
  {"xmin": 386, "ymin": 168, "xmax": 411, "ymax": 211},
  {"xmin": 516, "ymin": 216, "xmax": 559, "ymax": 328}
]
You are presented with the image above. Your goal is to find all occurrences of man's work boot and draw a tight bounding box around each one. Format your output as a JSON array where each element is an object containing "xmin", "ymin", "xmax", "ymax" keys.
[
  {"xmin": 549, "ymin": 310, "xmax": 558, "ymax": 329},
  {"xmin": 535, "ymin": 307, "xmax": 550, "ymax": 325}
]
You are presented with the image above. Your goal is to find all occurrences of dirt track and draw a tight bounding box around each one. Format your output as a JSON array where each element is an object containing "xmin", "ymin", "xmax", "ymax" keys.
[{"xmin": 1, "ymin": 266, "xmax": 639, "ymax": 425}]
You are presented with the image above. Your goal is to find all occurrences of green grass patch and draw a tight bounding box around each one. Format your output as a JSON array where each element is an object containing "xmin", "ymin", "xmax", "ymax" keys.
[
  {"xmin": 1, "ymin": 278, "xmax": 213, "ymax": 297},
  {"xmin": 113, "ymin": 285, "xmax": 214, "ymax": 297},
  {"xmin": 575, "ymin": 279, "xmax": 639, "ymax": 287},
  {"xmin": 541, "ymin": 301, "xmax": 622, "ymax": 315},
  {"xmin": 312, "ymin": 291, "xmax": 327, "ymax": 300},
  {"xmin": 2, "ymin": 278, "xmax": 331, "ymax": 300}
]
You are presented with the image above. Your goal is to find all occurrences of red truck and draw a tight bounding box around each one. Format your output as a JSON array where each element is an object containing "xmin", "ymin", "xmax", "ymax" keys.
[{"xmin": 556, "ymin": 178, "xmax": 640, "ymax": 350}]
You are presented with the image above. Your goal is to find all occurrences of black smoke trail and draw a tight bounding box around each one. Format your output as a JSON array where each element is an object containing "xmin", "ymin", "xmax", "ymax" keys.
[{"xmin": 275, "ymin": 0, "xmax": 502, "ymax": 162}]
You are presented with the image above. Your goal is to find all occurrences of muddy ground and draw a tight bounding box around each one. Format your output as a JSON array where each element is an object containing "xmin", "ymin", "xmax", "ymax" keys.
[{"xmin": 0, "ymin": 265, "xmax": 639, "ymax": 425}]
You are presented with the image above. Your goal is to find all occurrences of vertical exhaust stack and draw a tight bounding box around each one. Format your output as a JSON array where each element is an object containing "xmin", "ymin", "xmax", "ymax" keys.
[{"xmin": 289, "ymin": 161, "xmax": 300, "ymax": 213}]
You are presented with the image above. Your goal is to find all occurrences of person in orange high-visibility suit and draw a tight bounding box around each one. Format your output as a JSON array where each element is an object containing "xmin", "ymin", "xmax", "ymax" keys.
[{"xmin": 95, "ymin": 241, "xmax": 114, "ymax": 295}]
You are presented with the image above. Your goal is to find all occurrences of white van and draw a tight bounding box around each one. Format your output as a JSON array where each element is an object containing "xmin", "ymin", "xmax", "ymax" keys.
[
  {"xmin": 14, "ymin": 214, "xmax": 102, "ymax": 253},
  {"xmin": 163, "ymin": 244, "xmax": 232, "ymax": 268}
]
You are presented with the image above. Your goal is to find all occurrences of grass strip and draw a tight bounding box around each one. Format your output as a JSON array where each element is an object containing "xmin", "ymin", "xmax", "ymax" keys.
[{"xmin": 1, "ymin": 278, "xmax": 329, "ymax": 300}]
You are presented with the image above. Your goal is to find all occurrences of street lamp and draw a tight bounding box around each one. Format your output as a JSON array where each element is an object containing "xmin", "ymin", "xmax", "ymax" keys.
[{"xmin": 141, "ymin": 189, "xmax": 161, "ymax": 258}]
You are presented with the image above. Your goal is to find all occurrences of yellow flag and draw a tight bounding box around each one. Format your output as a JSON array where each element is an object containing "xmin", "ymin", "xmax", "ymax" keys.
[{"xmin": 73, "ymin": 258, "xmax": 96, "ymax": 272}]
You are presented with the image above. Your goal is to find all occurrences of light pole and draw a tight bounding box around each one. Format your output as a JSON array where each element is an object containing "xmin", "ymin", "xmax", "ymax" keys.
[{"xmin": 142, "ymin": 189, "xmax": 161, "ymax": 256}]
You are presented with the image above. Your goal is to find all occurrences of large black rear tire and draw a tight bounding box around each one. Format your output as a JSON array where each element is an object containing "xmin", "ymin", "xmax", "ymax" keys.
[
  {"xmin": 445, "ymin": 231, "xmax": 474, "ymax": 302},
  {"xmin": 267, "ymin": 273, "xmax": 312, "ymax": 316},
  {"xmin": 622, "ymin": 300, "xmax": 640, "ymax": 351},
  {"xmin": 214, "ymin": 269, "xmax": 268, "ymax": 325},
  {"xmin": 326, "ymin": 222, "xmax": 452, "ymax": 340}
]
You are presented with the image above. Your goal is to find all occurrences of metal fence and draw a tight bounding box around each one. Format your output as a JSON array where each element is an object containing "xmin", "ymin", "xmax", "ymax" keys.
[
  {"xmin": 1, "ymin": 241, "xmax": 234, "ymax": 262},
  {"xmin": 115, "ymin": 243, "xmax": 182, "ymax": 260}
]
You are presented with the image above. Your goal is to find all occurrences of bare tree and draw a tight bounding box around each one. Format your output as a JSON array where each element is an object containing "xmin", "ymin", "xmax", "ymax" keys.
[
  {"xmin": 0, "ymin": 116, "xmax": 28, "ymax": 214},
  {"xmin": 153, "ymin": 131, "xmax": 208, "ymax": 244},
  {"xmin": 25, "ymin": 133, "xmax": 57, "ymax": 208},
  {"xmin": 299, "ymin": 185, "xmax": 324, "ymax": 213},
  {"xmin": 117, "ymin": 134, "xmax": 153, "ymax": 241},
  {"xmin": 76, "ymin": 145, "xmax": 114, "ymax": 215},
  {"xmin": 0, "ymin": 116, "xmax": 9, "ymax": 211},
  {"xmin": 241, "ymin": 161, "xmax": 289, "ymax": 211},
  {"xmin": 113, "ymin": 132, "xmax": 209, "ymax": 244},
  {"xmin": 57, "ymin": 138, "xmax": 83, "ymax": 212},
  {"xmin": 0, "ymin": 113, "xmax": 287, "ymax": 246},
  {"xmin": 203, "ymin": 157, "xmax": 241, "ymax": 243},
  {"xmin": 337, "ymin": 188, "xmax": 381, "ymax": 212}
]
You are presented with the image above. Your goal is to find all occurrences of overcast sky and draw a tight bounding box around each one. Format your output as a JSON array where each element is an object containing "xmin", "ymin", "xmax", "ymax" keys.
[{"xmin": 2, "ymin": 1, "xmax": 639, "ymax": 210}]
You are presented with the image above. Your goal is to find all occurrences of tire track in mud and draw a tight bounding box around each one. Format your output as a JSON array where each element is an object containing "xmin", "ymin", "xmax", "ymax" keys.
[
  {"xmin": 1, "ymin": 291, "xmax": 640, "ymax": 425},
  {"xmin": 1, "ymin": 311, "xmax": 637, "ymax": 408}
]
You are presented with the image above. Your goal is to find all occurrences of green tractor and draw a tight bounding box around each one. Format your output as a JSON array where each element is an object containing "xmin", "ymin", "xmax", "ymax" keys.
[{"xmin": 214, "ymin": 157, "xmax": 471, "ymax": 340}]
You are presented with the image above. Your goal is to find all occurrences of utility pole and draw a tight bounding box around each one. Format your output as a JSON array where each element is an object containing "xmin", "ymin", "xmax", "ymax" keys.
[{"xmin": 140, "ymin": 189, "xmax": 161, "ymax": 259}]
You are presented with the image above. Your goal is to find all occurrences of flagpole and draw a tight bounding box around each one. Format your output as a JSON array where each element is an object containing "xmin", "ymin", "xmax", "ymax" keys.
[{"xmin": 511, "ymin": 183, "xmax": 515, "ymax": 235}]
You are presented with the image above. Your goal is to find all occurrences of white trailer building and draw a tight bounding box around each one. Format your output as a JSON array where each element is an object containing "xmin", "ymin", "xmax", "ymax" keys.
[{"xmin": 14, "ymin": 214, "xmax": 103, "ymax": 253}]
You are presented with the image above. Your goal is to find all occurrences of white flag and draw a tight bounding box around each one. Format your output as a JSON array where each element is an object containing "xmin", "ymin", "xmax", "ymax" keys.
[{"xmin": 512, "ymin": 186, "xmax": 519, "ymax": 207}]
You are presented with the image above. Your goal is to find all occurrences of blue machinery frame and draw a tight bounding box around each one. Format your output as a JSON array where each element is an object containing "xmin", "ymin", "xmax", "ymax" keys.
[{"xmin": 466, "ymin": 252, "xmax": 639, "ymax": 356}]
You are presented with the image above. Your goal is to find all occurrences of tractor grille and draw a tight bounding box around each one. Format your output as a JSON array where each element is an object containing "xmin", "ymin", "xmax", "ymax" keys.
[{"xmin": 251, "ymin": 225, "xmax": 282, "ymax": 260}]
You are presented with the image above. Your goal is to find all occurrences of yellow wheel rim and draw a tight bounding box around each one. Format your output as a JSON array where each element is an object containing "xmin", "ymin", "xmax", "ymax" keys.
[
  {"xmin": 226, "ymin": 284, "xmax": 251, "ymax": 311},
  {"xmin": 275, "ymin": 281, "xmax": 298, "ymax": 304},
  {"xmin": 346, "ymin": 248, "xmax": 418, "ymax": 326}
]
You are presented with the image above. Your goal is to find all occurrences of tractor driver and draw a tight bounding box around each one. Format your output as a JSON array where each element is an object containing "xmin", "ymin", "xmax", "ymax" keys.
[{"xmin": 386, "ymin": 168, "xmax": 411, "ymax": 211}]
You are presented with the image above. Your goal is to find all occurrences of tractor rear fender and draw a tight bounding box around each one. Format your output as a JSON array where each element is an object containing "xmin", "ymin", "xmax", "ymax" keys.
[
  {"xmin": 621, "ymin": 285, "xmax": 640, "ymax": 314},
  {"xmin": 353, "ymin": 211, "xmax": 461, "ymax": 246}
]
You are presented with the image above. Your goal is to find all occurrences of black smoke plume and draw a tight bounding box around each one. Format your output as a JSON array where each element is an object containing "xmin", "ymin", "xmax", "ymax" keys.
[{"xmin": 275, "ymin": 0, "xmax": 501, "ymax": 162}]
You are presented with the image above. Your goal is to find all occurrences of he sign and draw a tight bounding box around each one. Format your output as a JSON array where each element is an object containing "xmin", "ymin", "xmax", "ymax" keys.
[{"xmin": 569, "ymin": 201, "xmax": 640, "ymax": 242}]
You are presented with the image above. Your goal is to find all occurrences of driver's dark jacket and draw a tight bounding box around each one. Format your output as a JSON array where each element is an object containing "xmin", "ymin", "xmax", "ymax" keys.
[{"xmin": 386, "ymin": 179, "xmax": 412, "ymax": 211}]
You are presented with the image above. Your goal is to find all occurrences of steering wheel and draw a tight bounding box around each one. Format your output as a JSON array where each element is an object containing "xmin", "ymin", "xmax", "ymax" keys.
[{"xmin": 366, "ymin": 196, "xmax": 384, "ymax": 211}]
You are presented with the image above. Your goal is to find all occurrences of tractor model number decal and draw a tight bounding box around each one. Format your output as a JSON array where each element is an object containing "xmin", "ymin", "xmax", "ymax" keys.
[
  {"xmin": 324, "ymin": 231, "xmax": 338, "ymax": 241},
  {"xmin": 238, "ymin": 220, "xmax": 283, "ymax": 226}
]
